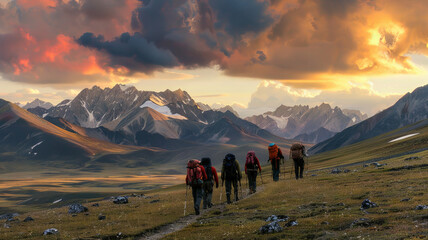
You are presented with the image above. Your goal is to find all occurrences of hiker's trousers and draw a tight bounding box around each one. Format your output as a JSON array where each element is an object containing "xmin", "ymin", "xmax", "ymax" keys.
[
  {"xmin": 293, "ymin": 158, "xmax": 305, "ymax": 179},
  {"xmin": 271, "ymin": 163, "xmax": 280, "ymax": 181},
  {"xmin": 247, "ymin": 170, "xmax": 258, "ymax": 192},
  {"xmin": 192, "ymin": 186, "xmax": 203, "ymax": 213},
  {"xmin": 203, "ymin": 180, "xmax": 214, "ymax": 208},
  {"xmin": 225, "ymin": 179, "xmax": 238, "ymax": 200}
]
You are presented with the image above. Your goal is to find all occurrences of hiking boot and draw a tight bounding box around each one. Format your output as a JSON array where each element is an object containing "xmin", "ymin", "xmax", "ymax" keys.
[
  {"xmin": 235, "ymin": 196, "xmax": 239, "ymax": 202},
  {"xmin": 227, "ymin": 195, "xmax": 231, "ymax": 204},
  {"xmin": 208, "ymin": 203, "xmax": 213, "ymax": 208}
]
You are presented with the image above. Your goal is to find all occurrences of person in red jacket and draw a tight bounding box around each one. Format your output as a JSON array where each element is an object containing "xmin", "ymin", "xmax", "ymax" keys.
[
  {"xmin": 245, "ymin": 151, "xmax": 262, "ymax": 194},
  {"xmin": 186, "ymin": 159, "xmax": 208, "ymax": 215},
  {"xmin": 200, "ymin": 157, "xmax": 219, "ymax": 209}
]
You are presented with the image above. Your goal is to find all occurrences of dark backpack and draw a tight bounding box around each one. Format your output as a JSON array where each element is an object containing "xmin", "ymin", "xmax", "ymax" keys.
[
  {"xmin": 201, "ymin": 157, "xmax": 212, "ymax": 181},
  {"xmin": 223, "ymin": 153, "xmax": 237, "ymax": 180}
]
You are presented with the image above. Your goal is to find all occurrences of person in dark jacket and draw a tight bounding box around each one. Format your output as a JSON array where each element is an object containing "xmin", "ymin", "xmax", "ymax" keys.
[
  {"xmin": 268, "ymin": 143, "xmax": 284, "ymax": 181},
  {"xmin": 201, "ymin": 157, "xmax": 219, "ymax": 209},
  {"xmin": 221, "ymin": 153, "xmax": 242, "ymax": 204},
  {"xmin": 185, "ymin": 159, "xmax": 208, "ymax": 215},
  {"xmin": 245, "ymin": 151, "xmax": 262, "ymax": 194},
  {"xmin": 289, "ymin": 143, "xmax": 307, "ymax": 179}
]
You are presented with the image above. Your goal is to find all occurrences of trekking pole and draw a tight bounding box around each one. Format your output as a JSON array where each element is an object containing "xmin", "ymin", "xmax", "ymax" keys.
[
  {"xmin": 220, "ymin": 181, "xmax": 223, "ymax": 202},
  {"xmin": 184, "ymin": 185, "xmax": 188, "ymax": 216},
  {"xmin": 239, "ymin": 180, "xmax": 243, "ymax": 199},
  {"xmin": 260, "ymin": 170, "xmax": 263, "ymax": 185}
]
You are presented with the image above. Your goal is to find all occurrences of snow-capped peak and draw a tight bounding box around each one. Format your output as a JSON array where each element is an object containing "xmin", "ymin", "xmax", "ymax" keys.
[{"xmin": 140, "ymin": 101, "xmax": 187, "ymax": 120}]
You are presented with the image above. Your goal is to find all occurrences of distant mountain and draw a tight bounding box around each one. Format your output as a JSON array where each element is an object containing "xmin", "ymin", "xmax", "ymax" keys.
[
  {"xmin": 309, "ymin": 84, "xmax": 428, "ymax": 154},
  {"xmin": 293, "ymin": 127, "xmax": 337, "ymax": 144},
  {"xmin": 0, "ymin": 99, "xmax": 144, "ymax": 165},
  {"xmin": 245, "ymin": 104, "xmax": 367, "ymax": 142},
  {"xmin": 197, "ymin": 102, "xmax": 212, "ymax": 111},
  {"xmin": 214, "ymin": 105, "xmax": 240, "ymax": 117},
  {"xmin": 23, "ymin": 98, "xmax": 53, "ymax": 110},
  {"xmin": 27, "ymin": 106, "xmax": 49, "ymax": 118}
]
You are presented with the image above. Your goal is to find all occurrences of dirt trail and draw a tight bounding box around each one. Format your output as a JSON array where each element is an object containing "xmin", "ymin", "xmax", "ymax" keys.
[{"xmin": 138, "ymin": 186, "xmax": 263, "ymax": 240}]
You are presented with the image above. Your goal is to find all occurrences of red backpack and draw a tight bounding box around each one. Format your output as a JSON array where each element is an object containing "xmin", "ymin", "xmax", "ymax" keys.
[
  {"xmin": 246, "ymin": 151, "xmax": 257, "ymax": 170},
  {"xmin": 186, "ymin": 159, "xmax": 203, "ymax": 187}
]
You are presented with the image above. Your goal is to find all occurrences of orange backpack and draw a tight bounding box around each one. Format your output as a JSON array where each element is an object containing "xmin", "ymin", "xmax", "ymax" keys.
[
  {"xmin": 268, "ymin": 144, "xmax": 279, "ymax": 160},
  {"xmin": 186, "ymin": 160, "xmax": 203, "ymax": 187}
]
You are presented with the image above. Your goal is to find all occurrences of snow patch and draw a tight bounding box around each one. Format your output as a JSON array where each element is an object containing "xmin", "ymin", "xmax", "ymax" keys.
[
  {"xmin": 389, "ymin": 133, "xmax": 420, "ymax": 143},
  {"xmin": 352, "ymin": 117, "xmax": 356, "ymax": 123},
  {"xmin": 81, "ymin": 101, "xmax": 100, "ymax": 128},
  {"xmin": 52, "ymin": 199, "xmax": 62, "ymax": 204},
  {"xmin": 140, "ymin": 101, "xmax": 187, "ymax": 120},
  {"xmin": 119, "ymin": 84, "xmax": 132, "ymax": 91},
  {"xmin": 31, "ymin": 141, "xmax": 43, "ymax": 150},
  {"xmin": 42, "ymin": 113, "xmax": 48, "ymax": 118},
  {"xmin": 133, "ymin": 94, "xmax": 139, "ymax": 103},
  {"xmin": 268, "ymin": 115, "xmax": 289, "ymax": 129}
]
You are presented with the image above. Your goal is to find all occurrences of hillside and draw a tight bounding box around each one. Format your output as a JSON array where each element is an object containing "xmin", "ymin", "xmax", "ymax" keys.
[
  {"xmin": 310, "ymin": 84, "xmax": 428, "ymax": 154},
  {"xmin": 0, "ymin": 121, "xmax": 426, "ymax": 239}
]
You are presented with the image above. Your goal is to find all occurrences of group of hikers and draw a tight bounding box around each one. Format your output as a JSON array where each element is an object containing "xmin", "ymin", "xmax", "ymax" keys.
[{"xmin": 185, "ymin": 143, "xmax": 308, "ymax": 215}]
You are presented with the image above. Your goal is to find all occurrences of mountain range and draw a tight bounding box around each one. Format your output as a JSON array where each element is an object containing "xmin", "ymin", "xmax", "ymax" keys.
[
  {"xmin": 309, "ymin": 84, "xmax": 428, "ymax": 154},
  {"xmin": 245, "ymin": 103, "xmax": 368, "ymax": 143}
]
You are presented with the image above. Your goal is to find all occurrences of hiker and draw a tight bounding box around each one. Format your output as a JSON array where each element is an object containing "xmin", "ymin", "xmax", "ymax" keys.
[
  {"xmin": 201, "ymin": 157, "xmax": 219, "ymax": 209},
  {"xmin": 245, "ymin": 151, "xmax": 261, "ymax": 194},
  {"xmin": 186, "ymin": 159, "xmax": 208, "ymax": 215},
  {"xmin": 289, "ymin": 143, "xmax": 307, "ymax": 179},
  {"xmin": 221, "ymin": 153, "xmax": 242, "ymax": 204},
  {"xmin": 268, "ymin": 143, "xmax": 284, "ymax": 181}
]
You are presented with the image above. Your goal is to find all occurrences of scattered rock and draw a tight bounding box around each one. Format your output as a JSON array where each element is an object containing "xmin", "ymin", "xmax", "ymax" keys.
[
  {"xmin": 43, "ymin": 228, "xmax": 59, "ymax": 235},
  {"xmin": 98, "ymin": 214, "xmax": 106, "ymax": 220},
  {"xmin": 68, "ymin": 203, "xmax": 88, "ymax": 214},
  {"xmin": 266, "ymin": 215, "xmax": 289, "ymax": 222},
  {"xmin": 285, "ymin": 220, "xmax": 298, "ymax": 227},
  {"xmin": 331, "ymin": 168, "xmax": 342, "ymax": 174},
  {"xmin": 371, "ymin": 162, "xmax": 386, "ymax": 167},
  {"xmin": 321, "ymin": 221, "xmax": 330, "ymax": 225},
  {"xmin": 404, "ymin": 156, "xmax": 420, "ymax": 161},
  {"xmin": 337, "ymin": 203, "xmax": 345, "ymax": 206},
  {"xmin": 150, "ymin": 199, "xmax": 160, "ymax": 204},
  {"xmin": 343, "ymin": 169, "xmax": 351, "ymax": 173},
  {"xmin": 360, "ymin": 199, "xmax": 378, "ymax": 210},
  {"xmin": 415, "ymin": 205, "xmax": 428, "ymax": 210},
  {"xmin": 259, "ymin": 221, "xmax": 283, "ymax": 234},
  {"xmin": 351, "ymin": 218, "xmax": 371, "ymax": 227},
  {"xmin": 3, "ymin": 223, "xmax": 10, "ymax": 228},
  {"xmin": 6, "ymin": 217, "xmax": 19, "ymax": 223},
  {"xmin": 0, "ymin": 213, "xmax": 19, "ymax": 220},
  {"xmin": 23, "ymin": 216, "xmax": 34, "ymax": 222},
  {"xmin": 113, "ymin": 196, "xmax": 128, "ymax": 204},
  {"xmin": 401, "ymin": 198, "xmax": 411, "ymax": 202},
  {"xmin": 363, "ymin": 164, "xmax": 369, "ymax": 167},
  {"xmin": 92, "ymin": 203, "xmax": 100, "ymax": 207}
]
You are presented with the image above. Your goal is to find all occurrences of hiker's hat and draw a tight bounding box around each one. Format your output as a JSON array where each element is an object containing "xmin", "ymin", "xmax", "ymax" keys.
[{"xmin": 269, "ymin": 143, "xmax": 275, "ymax": 147}]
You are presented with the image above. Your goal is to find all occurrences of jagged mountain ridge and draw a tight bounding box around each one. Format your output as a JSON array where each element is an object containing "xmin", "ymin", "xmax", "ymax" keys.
[
  {"xmin": 309, "ymin": 84, "xmax": 428, "ymax": 154},
  {"xmin": 23, "ymin": 98, "xmax": 53, "ymax": 110},
  {"xmin": 245, "ymin": 103, "xmax": 367, "ymax": 143}
]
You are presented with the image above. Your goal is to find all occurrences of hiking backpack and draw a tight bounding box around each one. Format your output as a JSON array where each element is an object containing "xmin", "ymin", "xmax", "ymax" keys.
[
  {"xmin": 201, "ymin": 157, "xmax": 212, "ymax": 181},
  {"xmin": 223, "ymin": 153, "xmax": 237, "ymax": 180},
  {"xmin": 268, "ymin": 144, "xmax": 279, "ymax": 160},
  {"xmin": 245, "ymin": 151, "xmax": 257, "ymax": 170},
  {"xmin": 290, "ymin": 143, "xmax": 304, "ymax": 159},
  {"xmin": 186, "ymin": 159, "xmax": 203, "ymax": 187}
]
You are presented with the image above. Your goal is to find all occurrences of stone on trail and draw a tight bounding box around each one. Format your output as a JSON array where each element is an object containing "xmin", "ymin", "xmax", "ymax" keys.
[
  {"xmin": 23, "ymin": 216, "xmax": 34, "ymax": 222},
  {"xmin": 150, "ymin": 199, "xmax": 160, "ymax": 204},
  {"xmin": 404, "ymin": 156, "xmax": 420, "ymax": 161},
  {"xmin": 330, "ymin": 168, "xmax": 342, "ymax": 174},
  {"xmin": 285, "ymin": 220, "xmax": 298, "ymax": 227},
  {"xmin": 113, "ymin": 196, "xmax": 129, "ymax": 204},
  {"xmin": 43, "ymin": 228, "xmax": 59, "ymax": 235},
  {"xmin": 0, "ymin": 213, "xmax": 19, "ymax": 220},
  {"xmin": 68, "ymin": 203, "xmax": 88, "ymax": 214},
  {"xmin": 266, "ymin": 215, "xmax": 289, "ymax": 222},
  {"xmin": 360, "ymin": 199, "xmax": 378, "ymax": 210},
  {"xmin": 259, "ymin": 221, "xmax": 283, "ymax": 234},
  {"xmin": 401, "ymin": 198, "xmax": 411, "ymax": 202},
  {"xmin": 343, "ymin": 169, "xmax": 351, "ymax": 173},
  {"xmin": 415, "ymin": 205, "xmax": 428, "ymax": 210}
]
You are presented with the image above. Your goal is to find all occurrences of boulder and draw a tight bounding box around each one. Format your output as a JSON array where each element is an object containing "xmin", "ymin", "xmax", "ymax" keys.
[
  {"xmin": 98, "ymin": 214, "xmax": 106, "ymax": 220},
  {"xmin": 68, "ymin": 204, "xmax": 88, "ymax": 214},
  {"xmin": 285, "ymin": 220, "xmax": 298, "ymax": 227},
  {"xmin": 113, "ymin": 196, "xmax": 128, "ymax": 204},
  {"xmin": 23, "ymin": 216, "xmax": 34, "ymax": 222},
  {"xmin": 0, "ymin": 213, "xmax": 19, "ymax": 220},
  {"xmin": 331, "ymin": 168, "xmax": 342, "ymax": 174},
  {"xmin": 360, "ymin": 199, "xmax": 378, "ymax": 210},
  {"xmin": 415, "ymin": 205, "xmax": 428, "ymax": 210},
  {"xmin": 265, "ymin": 215, "xmax": 288, "ymax": 222},
  {"xmin": 43, "ymin": 228, "xmax": 59, "ymax": 235},
  {"xmin": 259, "ymin": 221, "xmax": 283, "ymax": 234}
]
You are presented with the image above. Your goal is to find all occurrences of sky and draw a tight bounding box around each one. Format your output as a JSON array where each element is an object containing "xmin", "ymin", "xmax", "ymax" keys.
[{"xmin": 0, "ymin": 0, "xmax": 427, "ymax": 117}]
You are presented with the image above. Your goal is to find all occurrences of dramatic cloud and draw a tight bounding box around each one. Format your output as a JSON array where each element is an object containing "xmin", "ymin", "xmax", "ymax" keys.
[{"xmin": 0, "ymin": 0, "xmax": 427, "ymax": 89}]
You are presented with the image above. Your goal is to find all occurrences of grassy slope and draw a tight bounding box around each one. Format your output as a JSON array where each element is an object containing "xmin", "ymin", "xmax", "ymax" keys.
[{"xmin": 0, "ymin": 123, "xmax": 427, "ymax": 239}]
